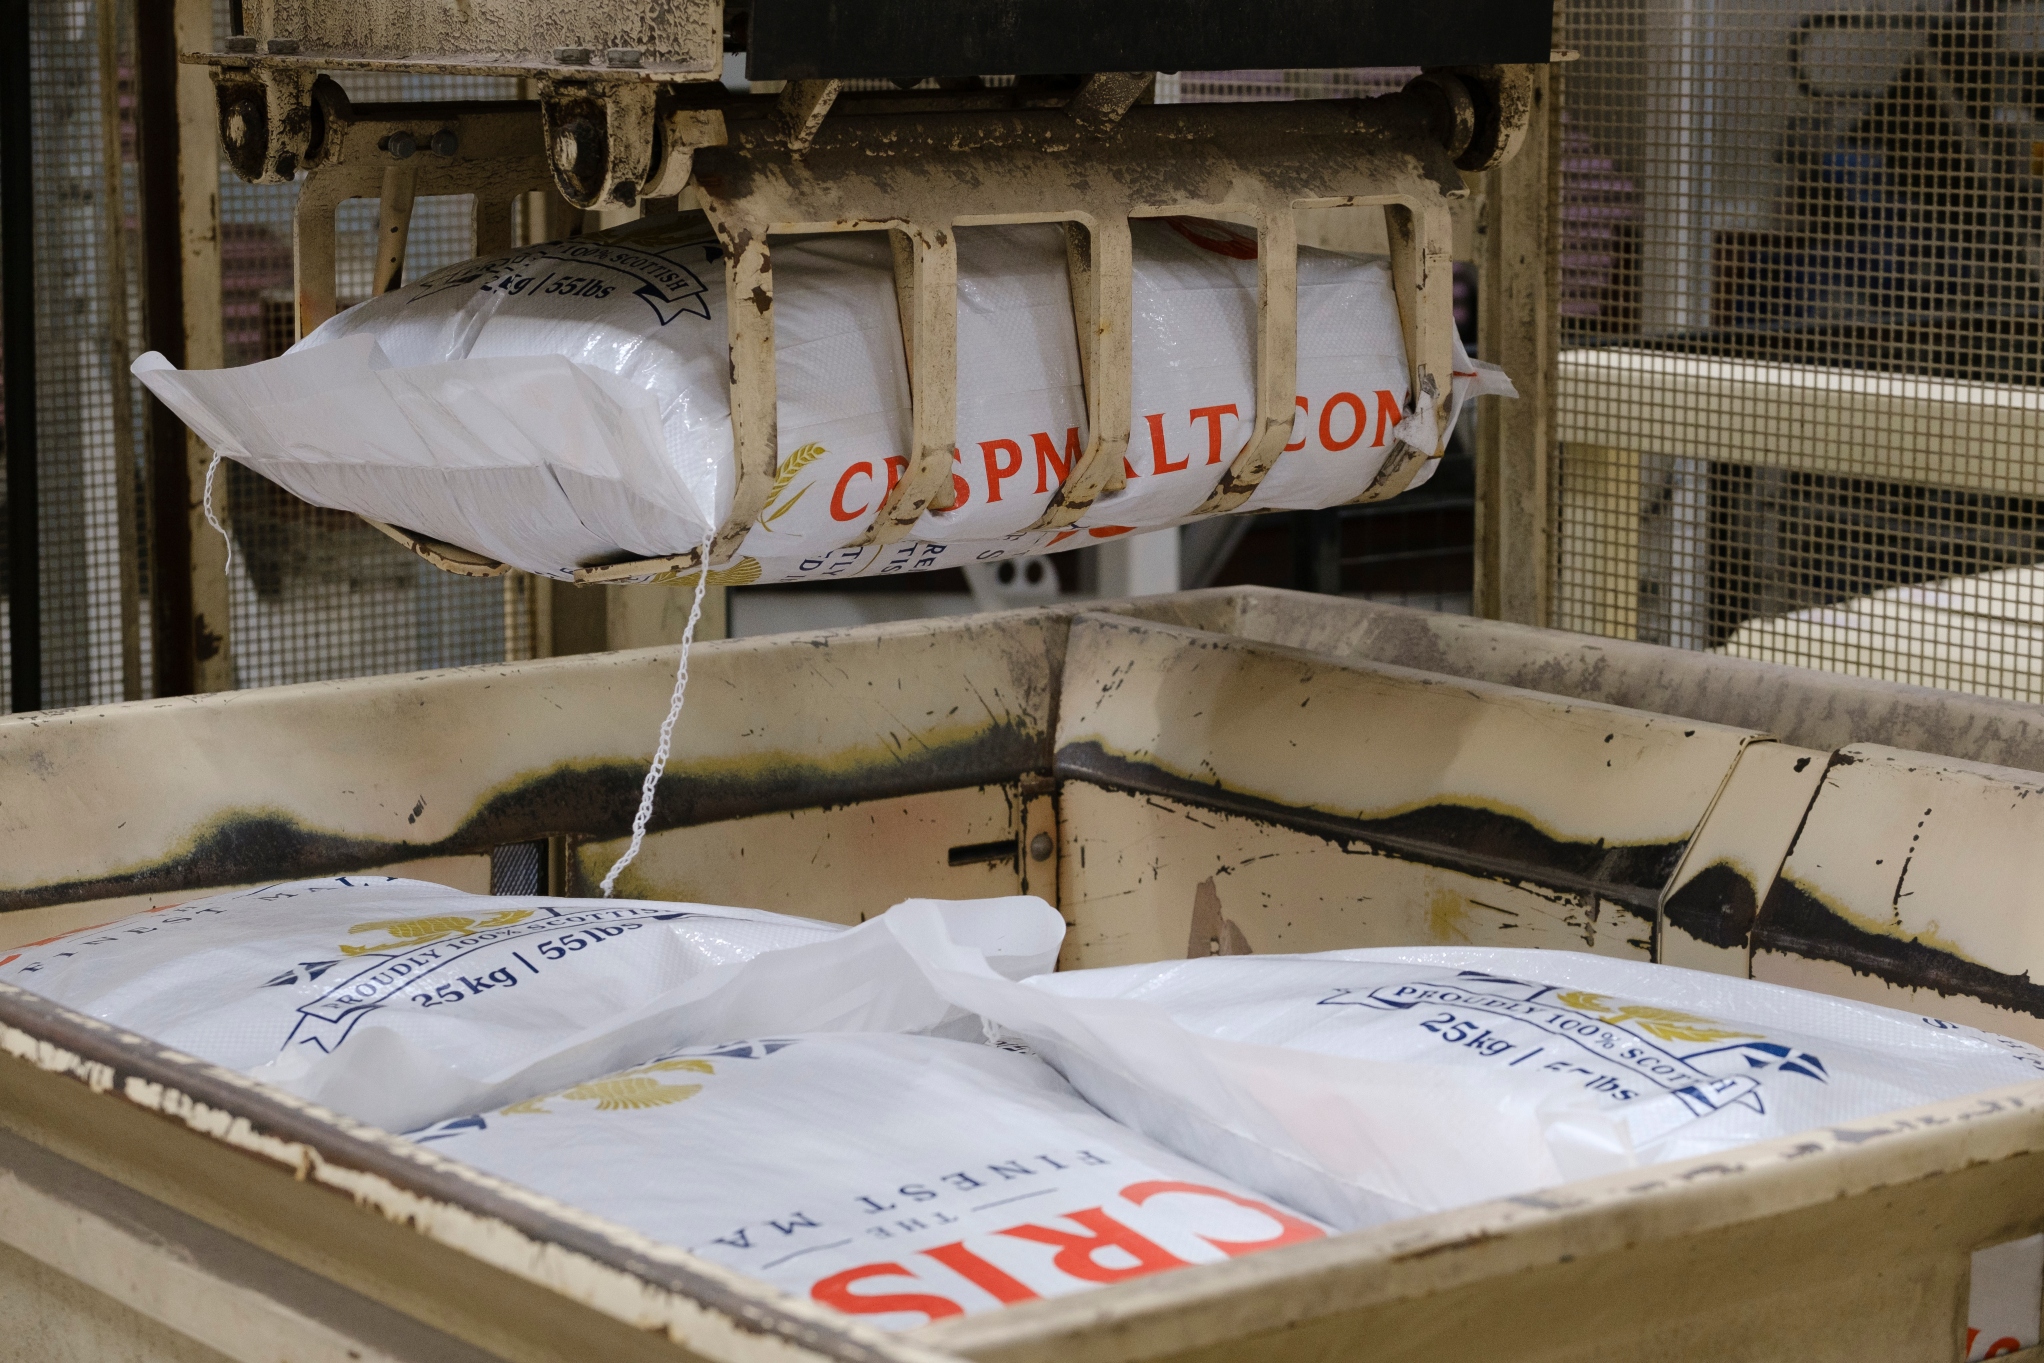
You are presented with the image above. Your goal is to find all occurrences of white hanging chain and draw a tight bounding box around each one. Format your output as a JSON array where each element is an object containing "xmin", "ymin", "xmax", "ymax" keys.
[
  {"xmin": 600, "ymin": 529, "xmax": 719, "ymax": 898},
  {"xmin": 201, "ymin": 451, "xmax": 234, "ymax": 574}
]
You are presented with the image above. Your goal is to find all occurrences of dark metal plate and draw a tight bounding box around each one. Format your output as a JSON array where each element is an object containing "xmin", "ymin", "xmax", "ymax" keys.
[{"xmin": 744, "ymin": 0, "xmax": 1554, "ymax": 80}]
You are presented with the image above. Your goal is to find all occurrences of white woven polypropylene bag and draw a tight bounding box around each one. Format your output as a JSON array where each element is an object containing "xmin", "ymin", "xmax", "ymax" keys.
[
  {"xmin": 131, "ymin": 214, "xmax": 1511, "ymax": 584},
  {"xmin": 0, "ymin": 878, "xmax": 1063, "ymax": 1132},
  {"xmin": 796, "ymin": 908, "xmax": 2044, "ymax": 1231},
  {"xmin": 410, "ymin": 1031, "xmax": 1330, "ymax": 1328}
]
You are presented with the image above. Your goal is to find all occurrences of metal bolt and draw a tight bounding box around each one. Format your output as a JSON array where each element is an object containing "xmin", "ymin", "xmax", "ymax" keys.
[
  {"xmin": 224, "ymin": 34, "xmax": 256, "ymax": 53},
  {"xmin": 605, "ymin": 48, "xmax": 642, "ymax": 68},
  {"xmin": 553, "ymin": 46, "xmax": 592, "ymax": 65},
  {"xmin": 1029, "ymin": 832, "xmax": 1053, "ymax": 862},
  {"xmin": 429, "ymin": 128, "xmax": 459, "ymax": 157},
  {"xmin": 383, "ymin": 130, "xmax": 417, "ymax": 159},
  {"xmin": 264, "ymin": 37, "xmax": 300, "ymax": 55},
  {"xmin": 554, "ymin": 116, "xmax": 604, "ymax": 189}
]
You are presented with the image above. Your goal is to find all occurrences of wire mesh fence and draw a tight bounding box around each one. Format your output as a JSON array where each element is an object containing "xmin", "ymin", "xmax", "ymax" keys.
[
  {"xmin": 2, "ymin": 0, "xmax": 146, "ymax": 712},
  {"xmin": 1, "ymin": 3, "xmax": 534, "ymax": 713},
  {"xmin": 1555, "ymin": 0, "xmax": 2044, "ymax": 701}
]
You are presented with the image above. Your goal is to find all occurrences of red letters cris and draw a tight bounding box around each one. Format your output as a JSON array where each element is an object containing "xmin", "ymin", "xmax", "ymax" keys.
[
  {"xmin": 810, "ymin": 1263, "xmax": 967, "ymax": 1321},
  {"xmin": 998, "ymin": 1206, "xmax": 1194, "ymax": 1283},
  {"xmin": 808, "ymin": 1180, "xmax": 1322, "ymax": 1323},
  {"xmin": 828, "ymin": 462, "xmax": 874, "ymax": 522}
]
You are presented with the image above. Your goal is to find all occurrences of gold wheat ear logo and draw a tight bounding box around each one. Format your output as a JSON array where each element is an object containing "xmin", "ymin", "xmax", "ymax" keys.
[
  {"xmin": 339, "ymin": 909, "xmax": 534, "ymax": 956},
  {"xmin": 637, "ymin": 1058, "xmax": 716, "ymax": 1076},
  {"xmin": 653, "ymin": 555, "xmax": 764, "ymax": 587},
  {"xmin": 756, "ymin": 442, "xmax": 827, "ymax": 532},
  {"xmin": 707, "ymin": 557, "xmax": 763, "ymax": 587},
  {"xmin": 1554, "ymin": 990, "xmax": 1762, "ymax": 1045},
  {"xmin": 557, "ymin": 1076, "xmax": 704, "ymax": 1111},
  {"xmin": 501, "ymin": 1058, "xmax": 715, "ymax": 1116}
]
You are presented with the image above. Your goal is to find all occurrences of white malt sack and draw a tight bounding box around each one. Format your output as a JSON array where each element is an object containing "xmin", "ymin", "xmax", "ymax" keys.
[
  {"xmin": 410, "ymin": 1031, "xmax": 1330, "ymax": 1328},
  {"xmin": 782, "ymin": 907, "xmax": 2044, "ymax": 1231},
  {"xmin": 0, "ymin": 878, "xmax": 1062, "ymax": 1132},
  {"xmin": 132, "ymin": 214, "xmax": 1512, "ymax": 584}
]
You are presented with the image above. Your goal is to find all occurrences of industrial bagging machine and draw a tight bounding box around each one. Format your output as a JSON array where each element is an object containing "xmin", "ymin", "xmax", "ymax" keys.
[
  {"xmin": 3, "ymin": 1, "xmax": 2044, "ymax": 1360},
  {"xmin": 203, "ymin": 0, "xmax": 1543, "ymax": 578}
]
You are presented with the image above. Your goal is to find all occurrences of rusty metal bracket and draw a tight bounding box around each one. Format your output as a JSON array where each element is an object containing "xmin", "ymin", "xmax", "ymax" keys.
[
  {"xmin": 541, "ymin": 79, "xmax": 660, "ymax": 209},
  {"xmin": 196, "ymin": 0, "xmax": 723, "ymax": 80},
  {"xmin": 1065, "ymin": 72, "xmax": 1153, "ymax": 134},
  {"xmin": 292, "ymin": 95, "xmax": 554, "ymax": 337},
  {"xmin": 362, "ymin": 520, "xmax": 513, "ymax": 578},
  {"xmin": 777, "ymin": 79, "xmax": 843, "ymax": 152},
  {"xmin": 212, "ymin": 64, "xmax": 320, "ymax": 185},
  {"xmin": 645, "ymin": 107, "xmax": 729, "ymax": 200},
  {"xmin": 1438, "ymin": 64, "xmax": 1538, "ymax": 172}
]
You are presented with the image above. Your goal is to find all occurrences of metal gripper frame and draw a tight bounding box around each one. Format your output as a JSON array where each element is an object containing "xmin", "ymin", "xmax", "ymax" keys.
[{"xmin": 199, "ymin": 27, "xmax": 1538, "ymax": 582}]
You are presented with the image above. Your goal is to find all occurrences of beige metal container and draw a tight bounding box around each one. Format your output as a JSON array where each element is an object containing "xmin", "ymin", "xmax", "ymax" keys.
[{"xmin": 1, "ymin": 587, "xmax": 2040, "ymax": 1362}]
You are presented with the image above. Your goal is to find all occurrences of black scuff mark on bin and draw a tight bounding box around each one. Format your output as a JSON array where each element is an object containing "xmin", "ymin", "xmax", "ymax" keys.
[
  {"xmin": 1753, "ymin": 875, "xmax": 2044, "ymax": 1020},
  {"xmin": 3, "ymin": 719, "xmax": 1045, "ymax": 914},
  {"xmin": 1662, "ymin": 861, "xmax": 1760, "ymax": 951},
  {"xmin": 1055, "ymin": 739, "xmax": 1686, "ymax": 915}
]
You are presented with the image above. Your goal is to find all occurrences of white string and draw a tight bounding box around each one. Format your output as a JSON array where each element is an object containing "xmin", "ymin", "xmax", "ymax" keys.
[
  {"xmin": 600, "ymin": 530, "xmax": 719, "ymax": 898},
  {"xmin": 201, "ymin": 452, "xmax": 234, "ymax": 574}
]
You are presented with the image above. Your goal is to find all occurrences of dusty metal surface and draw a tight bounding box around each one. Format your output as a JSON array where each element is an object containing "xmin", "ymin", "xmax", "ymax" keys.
[
  {"xmin": 1055, "ymin": 784, "xmax": 1651, "ymax": 969},
  {"xmin": 1473, "ymin": 63, "xmax": 1555, "ymax": 624},
  {"xmin": 1053, "ymin": 612, "xmax": 1761, "ymax": 927},
  {"xmin": 1657, "ymin": 740, "xmax": 1829, "ymax": 978},
  {"xmin": 221, "ymin": 0, "xmax": 722, "ymax": 78},
  {"xmin": 1211, "ymin": 588, "xmax": 2044, "ymax": 772},
  {"xmin": 571, "ymin": 783, "xmax": 1040, "ymax": 910},
  {"xmin": 1753, "ymin": 744, "xmax": 2044, "ymax": 1046},
  {"xmin": 0, "ymin": 614, "xmax": 1059, "ymax": 915},
  {"xmin": 0, "ymin": 1126, "xmax": 494, "ymax": 1363}
]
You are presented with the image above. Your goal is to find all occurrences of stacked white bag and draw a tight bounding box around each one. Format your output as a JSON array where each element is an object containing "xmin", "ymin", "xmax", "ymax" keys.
[
  {"xmin": 11, "ymin": 883, "xmax": 2044, "ymax": 1331},
  {"xmin": 858, "ymin": 910, "xmax": 2044, "ymax": 1230},
  {"xmin": 132, "ymin": 213, "xmax": 1513, "ymax": 584},
  {"xmin": 0, "ymin": 877, "xmax": 1061, "ymax": 1132},
  {"xmin": 412, "ymin": 1031, "xmax": 1328, "ymax": 1329}
]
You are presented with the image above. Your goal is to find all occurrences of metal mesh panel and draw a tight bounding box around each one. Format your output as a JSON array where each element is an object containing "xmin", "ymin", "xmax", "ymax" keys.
[
  {"xmin": 2, "ymin": 0, "xmax": 147, "ymax": 713},
  {"xmin": 1556, "ymin": 0, "xmax": 2044, "ymax": 700},
  {"xmin": 214, "ymin": 57, "xmax": 532, "ymax": 688}
]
